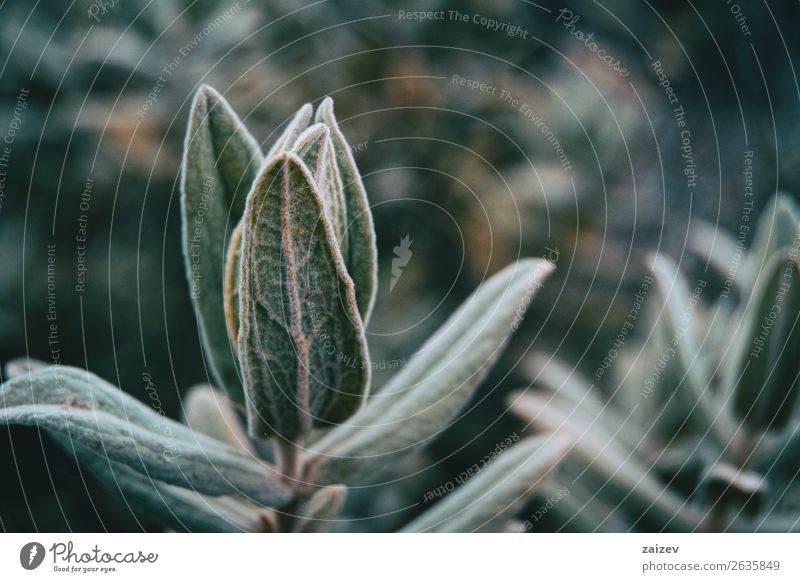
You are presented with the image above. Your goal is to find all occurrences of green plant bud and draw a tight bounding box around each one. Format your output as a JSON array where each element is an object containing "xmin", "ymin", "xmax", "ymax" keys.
[
  {"xmin": 238, "ymin": 153, "xmax": 370, "ymax": 442},
  {"xmin": 732, "ymin": 249, "xmax": 800, "ymax": 431}
]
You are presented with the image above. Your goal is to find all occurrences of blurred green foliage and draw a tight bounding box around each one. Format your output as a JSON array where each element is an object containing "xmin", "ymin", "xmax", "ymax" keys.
[{"xmin": 1, "ymin": 0, "xmax": 798, "ymax": 531}]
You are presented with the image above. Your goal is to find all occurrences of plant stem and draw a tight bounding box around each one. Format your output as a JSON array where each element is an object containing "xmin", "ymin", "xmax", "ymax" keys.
[
  {"xmin": 274, "ymin": 438, "xmax": 303, "ymax": 533},
  {"xmin": 275, "ymin": 438, "xmax": 303, "ymax": 485}
]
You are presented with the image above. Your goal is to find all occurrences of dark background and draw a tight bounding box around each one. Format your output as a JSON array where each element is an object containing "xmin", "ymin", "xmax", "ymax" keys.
[{"xmin": 0, "ymin": 0, "xmax": 797, "ymax": 531}]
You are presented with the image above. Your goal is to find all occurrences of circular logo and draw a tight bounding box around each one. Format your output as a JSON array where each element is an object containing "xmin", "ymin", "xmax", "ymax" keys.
[{"xmin": 19, "ymin": 542, "xmax": 45, "ymax": 570}]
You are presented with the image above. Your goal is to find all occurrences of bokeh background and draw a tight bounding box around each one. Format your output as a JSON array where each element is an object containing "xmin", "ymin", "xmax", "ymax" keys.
[{"xmin": 0, "ymin": 0, "xmax": 798, "ymax": 531}]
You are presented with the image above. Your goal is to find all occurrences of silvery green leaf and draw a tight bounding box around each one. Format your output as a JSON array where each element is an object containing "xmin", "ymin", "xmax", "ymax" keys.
[
  {"xmin": 181, "ymin": 85, "xmax": 263, "ymax": 404},
  {"xmin": 401, "ymin": 435, "xmax": 570, "ymax": 532},
  {"xmin": 292, "ymin": 123, "xmax": 348, "ymax": 251},
  {"xmin": 78, "ymin": 452, "xmax": 264, "ymax": 532},
  {"xmin": 0, "ymin": 366, "xmax": 292, "ymax": 507},
  {"xmin": 509, "ymin": 391, "xmax": 704, "ymax": 530},
  {"xmin": 183, "ymin": 384, "xmax": 254, "ymax": 454},
  {"xmin": 223, "ymin": 219, "xmax": 243, "ymax": 345},
  {"xmin": 524, "ymin": 352, "xmax": 642, "ymax": 451},
  {"xmin": 744, "ymin": 193, "xmax": 800, "ymax": 289},
  {"xmin": 3, "ymin": 357, "xmax": 48, "ymax": 379},
  {"xmin": 264, "ymin": 103, "xmax": 313, "ymax": 160},
  {"xmin": 649, "ymin": 254, "xmax": 736, "ymax": 442},
  {"xmin": 689, "ymin": 220, "xmax": 742, "ymax": 290},
  {"xmin": 307, "ymin": 259, "xmax": 554, "ymax": 485},
  {"xmin": 238, "ymin": 153, "xmax": 369, "ymax": 441},
  {"xmin": 293, "ymin": 484, "xmax": 347, "ymax": 532},
  {"xmin": 730, "ymin": 249, "xmax": 800, "ymax": 431},
  {"xmin": 315, "ymin": 98, "xmax": 377, "ymax": 323}
]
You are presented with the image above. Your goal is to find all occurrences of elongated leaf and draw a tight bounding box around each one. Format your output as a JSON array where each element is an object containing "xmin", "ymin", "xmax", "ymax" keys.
[
  {"xmin": 731, "ymin": 250, "xmax": 800, "ymax": 430},
  {"xmin": 509, "ymin": 391, "xmax": 704, "ymax": 530},
  {"xmin": 293, "ymin": 484, "xmax": 347, "ymax": 532},
  {"xmin": 649, "ymin": 254, "xmax": 736, "ymax": 442},
  {"xmin": 181, "ymin": 85, "xmax": 263, "ymax": 403},
  {"xmin": 292, "ymin": 123, "xmax": 348, "ymax": 250},
  {"xmin": 238, "ymin": 153, "xmax": 369, "ymax": 441},
  {"xmin": 401, "ymin": 435, "xmax": 570, "ymax": 532},
  {"xmin": 524, "ymin": 352, "xmax": 642, "ymax": 451},
  {"xmin": 0, "ymin": 366, "xmax": 291, "ymax": 507},
  {"xmin": 307, "ymin": 259, "xmax": 554, "ymax": 485},
  {"xmin": 689, "ymin": 220, "xmax": 743, "ymax": 290},
  {"xmin": 78, "ymin": 452, "xmax": 263, "ymax": 532},
  {"xmin": 315, "ymin": 98, "xmax": 377, "ymax": 323},
  {"xmin": 183, "ymin": 384, "xmax": 254, "ymax": 454},
  {"xmin": 223, "ymin": 219, "xmax": 244, "ymax": 344},
  {"xmin": 744, "ymin": 194, "xmax": 800, "ymax": 289}
]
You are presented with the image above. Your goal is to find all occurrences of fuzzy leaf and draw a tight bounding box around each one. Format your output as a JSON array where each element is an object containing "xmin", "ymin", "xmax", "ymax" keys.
[
  {"xmin": 181, "ymin": 85, "xmax": 263, "ymax": 403},
  {"xmin": 689, "ymin": 220, "xmax": 742, "ymax": 289},
  {"xmin": 223, "ymin": 220, "xmax": 244, "ymax": 345},
  {"xmin": 315, "ymin": 98, "xmax": 377, "ymax": 323},
  {"xmin": 78, "ymin": 452, "xmax": 264, "ymax": 532},
  {"xmin": 744, "ymin": 194, "xmax": 800, "ymax": 289},
  {"xmin": 402, "ymin": 435, "xmax": 570, "ymax": 532},
  {"xmin": 649, "ymin": 254, "xmax": 736, "ymax": 442},
  {"xmin": 731, "ymin": 249, "xmax": 800, "ymax": 431},
  {"xmin": 0, "ymin": 366, "xmax": 292, "ymax": 507},
  {"xmin": 292, "ymin": 123, "xmax": 348, "ymax": 251},
  {"xmin": 293, "ymin": 484, "xmax": 347, "ymax": 532},
  {"xmin": 307, "ymin": 259, "xmax": 554, "ymax": 485},
  {"xmin": 509, "ymin": 390, "xmax": 704, "ymax": 530},
  {"xmin": 3, "ymin": 357, "xmax": 48, "ymax": 379},
  {"xmin": 238, "ymin": 153, "xmax": 369, "ymax": 441},
  {"xmin": 183, "ymin": 384, "xmax": 254, "ymax": 454}
]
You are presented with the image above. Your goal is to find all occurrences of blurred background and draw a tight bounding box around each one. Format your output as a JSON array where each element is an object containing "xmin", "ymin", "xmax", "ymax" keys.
[{"xmin": 0, "ymin": 0, "xmax": 798, "ymax": 531}]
